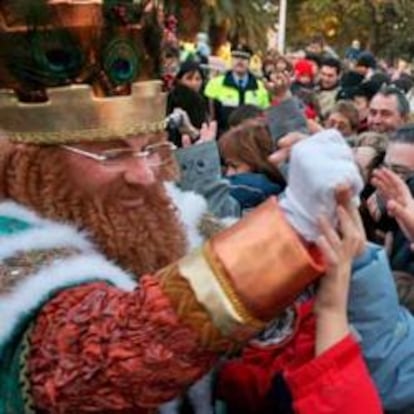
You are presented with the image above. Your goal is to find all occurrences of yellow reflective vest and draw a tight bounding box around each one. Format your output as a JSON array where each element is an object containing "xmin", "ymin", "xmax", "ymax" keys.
[{"xmin": 205, "ymin": 71, "xmax": 270, "ymax": 131}]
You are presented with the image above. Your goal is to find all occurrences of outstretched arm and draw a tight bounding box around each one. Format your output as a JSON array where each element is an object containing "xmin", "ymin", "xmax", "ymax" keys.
[
  {"xmin": 285, "ymin": 186, "xmax": 382, "ymax": 414},
  {"xmin": 28, "ymin": 198, "xmax": 323, "ymax": 413}
]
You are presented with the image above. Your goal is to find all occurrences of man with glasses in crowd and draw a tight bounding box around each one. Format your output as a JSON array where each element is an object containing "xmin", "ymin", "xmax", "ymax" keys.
[{"xmin": 369, "ymin": 125, "xmax": 414, "ymax": 276}]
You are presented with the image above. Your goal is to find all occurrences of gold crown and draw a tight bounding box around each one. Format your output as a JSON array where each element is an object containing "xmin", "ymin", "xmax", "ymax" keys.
[
  {"xmin": 0, "ymin": 1, "xmax": 167, "ymax": 144},
  {"xmin": 0, "ymin": 81, "xmax": 166, "ymax": 144}
]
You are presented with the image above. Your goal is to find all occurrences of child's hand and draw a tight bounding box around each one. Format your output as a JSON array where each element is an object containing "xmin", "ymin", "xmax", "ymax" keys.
[
  {"xmin": 315, "ymin": 185, "xmax": 366, "ymax": 315},
  {"xmin": 314, "ymin": 185, "xmax": 366, "ymax": 355}
]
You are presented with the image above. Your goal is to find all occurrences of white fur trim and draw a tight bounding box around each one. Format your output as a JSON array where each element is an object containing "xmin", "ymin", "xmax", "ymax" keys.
[
  {"xmin": 0, "ymin": 201, "xmax": 94, "ymax": 260},
  {"xmin": 0, "ymin": 253, "xmax": 136, "ymax": 347},
  {"xmin": 0, "ymin": 200, "xmax": 48, "ymax": 226},
  {"xmin": 164, "ymin": 183, "xmax": 208, "ymax": 250},
  {"xmin": 0, "ymin": 224, "xmax": 94, "ymax": 260}
]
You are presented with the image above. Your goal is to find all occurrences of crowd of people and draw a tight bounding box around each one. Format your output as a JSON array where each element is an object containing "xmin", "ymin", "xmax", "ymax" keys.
[
  {"xmin": 162, "ymin": 34, "xmax": 414, "ymax": 414},
  {"xmin": 1, "ymin": 1, "xmax": 414, "ymax": 413}
]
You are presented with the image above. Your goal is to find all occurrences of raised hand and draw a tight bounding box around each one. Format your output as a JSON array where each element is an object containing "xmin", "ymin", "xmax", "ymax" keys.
[
  {"xmin": 315, "ymin": 186, "xmax": 366, "ymax": 313},
  {"xmin": 267, "ymin": 70, "xmax": 291, "ymax": 99},
  {"xmin": 307, "ymin": 118, "xmax": 323, "ymax": 134},
  {"xmin": 198, "ymin": 121, "xmax": 218, "ymax": 143},
  {"xmin": 314, "ymin": 185, "xmax": 366, "ymax": 355},
  {"xmin": 181, "ymin": 121, "xmax": 218, "ymax": 148},
  {"xmin": 267, "ymin": 131, "xmax": 308, "ymax": 166},
  {"xmin": 372, "ymin": 168, "xmax": 414, "ymax": 246}
]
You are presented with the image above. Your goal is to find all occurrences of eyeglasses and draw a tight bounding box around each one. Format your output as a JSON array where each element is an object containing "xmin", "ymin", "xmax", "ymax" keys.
[
  {"xmin": 61, "ymin": 142, "xmax": 177, "ymax": 167},
  {"xmin": 382, "ymin": 162, "xmax": 414, "ymax": 181}
]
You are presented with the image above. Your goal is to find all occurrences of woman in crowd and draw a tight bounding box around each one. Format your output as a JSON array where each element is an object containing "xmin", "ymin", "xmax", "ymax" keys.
[
  {"xmin": 325, "ymin": 100, "xmax": 360, "ymax": 145},
  {"xmin": 262, "ymin": 55, "xmax": 293, "ymax": 100},
  {"xmin": 219, "ymin": 119, "xmax": 286, "ymax": 210},
  {"xmin": 166, "ymin": 60, "xmax": 210, "ymax": 147},
  {"xmin": 353, "ymin": 132, "xmax": 388, "ymax": 242}
]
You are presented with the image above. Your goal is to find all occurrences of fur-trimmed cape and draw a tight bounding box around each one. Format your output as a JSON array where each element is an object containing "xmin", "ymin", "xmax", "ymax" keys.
[{"xmin": 0, "ymin": 183, "xmax": 210, "ymax": 351}]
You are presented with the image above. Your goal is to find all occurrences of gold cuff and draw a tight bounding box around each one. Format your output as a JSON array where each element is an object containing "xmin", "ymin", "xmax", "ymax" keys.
[
  {"xmin": 157, "ymin": 262, "xmax": 238, "ymax": 353},
  {"xmin": 178, "ymin": 248, "xmax": 264, "ymax": 341},
  {"xmin": 210, "ymin": 197, "xmax": 325, "ymax": 321}
]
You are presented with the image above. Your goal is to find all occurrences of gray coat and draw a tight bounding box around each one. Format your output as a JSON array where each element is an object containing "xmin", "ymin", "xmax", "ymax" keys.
[{"xmin": 349, "ymin": 244, "xmax": 414, "ymax": 412}]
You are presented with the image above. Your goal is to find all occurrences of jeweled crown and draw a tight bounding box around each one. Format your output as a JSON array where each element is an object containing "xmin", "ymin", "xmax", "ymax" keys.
[{"xmin": 0, "ymin": 0, "xmax": 167, "ymax": 144}]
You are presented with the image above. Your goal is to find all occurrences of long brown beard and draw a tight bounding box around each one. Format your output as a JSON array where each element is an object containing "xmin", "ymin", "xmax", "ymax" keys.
[{"xmin": 1, "ymin": 142, "xmax": 188, "ymax": 276}]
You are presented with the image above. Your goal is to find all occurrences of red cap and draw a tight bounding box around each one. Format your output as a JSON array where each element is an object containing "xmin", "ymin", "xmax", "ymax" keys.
[{"xmin": 294, "ymin": 59, "xmax": 314, "ymax": 80}]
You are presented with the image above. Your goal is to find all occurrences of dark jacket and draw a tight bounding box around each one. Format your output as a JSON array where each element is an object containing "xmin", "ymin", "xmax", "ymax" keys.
[
  {"xmin": 225, "ymin": 172, "xmax": 284, "ymax": 210},
  {"xmin": 166, "ymin": 84, "xmax": 209, "ymax": 147}
]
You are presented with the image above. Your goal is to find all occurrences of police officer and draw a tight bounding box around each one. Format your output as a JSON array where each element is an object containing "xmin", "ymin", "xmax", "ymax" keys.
[{"xmin": 205, "ymin": 44, "xmax": 269, "ymax": 134}]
